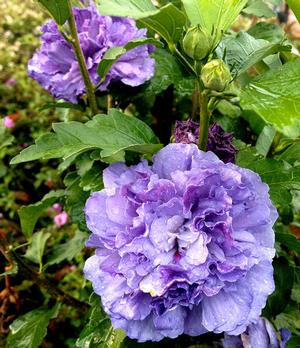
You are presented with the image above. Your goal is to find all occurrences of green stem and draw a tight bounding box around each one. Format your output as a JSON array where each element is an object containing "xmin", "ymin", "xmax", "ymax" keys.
[
  {"xmin": 269, "ymin": 131, "xmax": 282, "ymax": 156},
  {"xmin": 253, "ymin": 60, "xmax": 269, "ymax": 75},
  {"xmin": 66, "ymin": 0, "xmax": 98, "ymax": 115},
  {"xmin": 198, "ymin": 82, "xmax": 210, "ymax": 151},
  {"xmin": 172, "ymin": 45, "xmax": 197, "ymax": 75}
]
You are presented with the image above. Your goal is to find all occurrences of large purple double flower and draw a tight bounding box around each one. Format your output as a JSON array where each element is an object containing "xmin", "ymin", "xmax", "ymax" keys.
[
  {"xmin": 84, "ymin": 143, "xmax": 277, "ymax": 342},
  {"xmin": 28, "ymin": 5, "xmax": 155, "ymax": 103}
]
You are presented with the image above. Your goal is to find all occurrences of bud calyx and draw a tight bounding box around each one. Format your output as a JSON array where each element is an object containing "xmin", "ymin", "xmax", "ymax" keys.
[
  {"xmin": 183, "ymin": 26, "xmax": 213, "ymax": 61},
  {"xmin": 201, "ymin": 59, "xmax": 232, "ymax": 92}
]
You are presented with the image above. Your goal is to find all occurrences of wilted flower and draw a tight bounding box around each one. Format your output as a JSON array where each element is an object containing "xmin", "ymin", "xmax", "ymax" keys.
[
  {"xmin": 54, "ymin": 211, "xmax": 68, "ymax": 227},
  {"xmin": 174, "ymin": 119, "xmax": 199, "ymax": 145},
  {"xmin": 223, "ymin": 318, "xmax": 291, "ymax": 348},
  {"xmin": 174, "ymin": 120, "xmax": 237, "ymax": 163},
  {"xmin": 28, "ymin": 4, "xmax": 155, "ymax": 103},
  {"xmin": 84, "ymin": 143, "xmax": 277, "ymax": 342},
  {"xmin": 3, "ymin": 116, "xmax": 15, "ymax": 129}
]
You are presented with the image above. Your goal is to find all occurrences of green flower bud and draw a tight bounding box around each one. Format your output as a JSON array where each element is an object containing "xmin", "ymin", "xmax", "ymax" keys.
[
  {"xmin": 201, "ymin": 59, "xmax": 232, "ymax": 92},
  {"xmin": 183, "ymin": 26, "xmax": 212, "ymax": 61}
]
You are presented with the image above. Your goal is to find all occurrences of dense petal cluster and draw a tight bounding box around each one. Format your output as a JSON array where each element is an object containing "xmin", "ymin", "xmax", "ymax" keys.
[
  {"xmin": 84, "ymin": 143, "xmax": 277, "ymax": 342},
  {"xmin": 28, "ymin": 5, "xmax": 155, "ymax": 102},
  {"xmin": 223, "ymin": 318, "xmax": 291, "ymax": 348},
  {"xmin": 174, "ymin": 119, "xmax": 237, "ymax": 163}
]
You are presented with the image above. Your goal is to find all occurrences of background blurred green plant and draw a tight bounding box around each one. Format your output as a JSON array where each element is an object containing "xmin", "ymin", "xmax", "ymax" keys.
[
  {"xmin": 1, "ymin": 0, "xmax": 300, "ymax": 347},
  {"xmin": 0, "ymin": 2, "xmax": 90, "ymax": 347}
]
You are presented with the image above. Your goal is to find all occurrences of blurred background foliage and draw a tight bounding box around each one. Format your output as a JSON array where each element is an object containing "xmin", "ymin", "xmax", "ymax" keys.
[
  {"xmin": 0, "ymin": 0, "xmax": 300, "ymax": 347},
  {"xmin": 0, "ymin": 1, "xmax": 89, "ymax": 346}
]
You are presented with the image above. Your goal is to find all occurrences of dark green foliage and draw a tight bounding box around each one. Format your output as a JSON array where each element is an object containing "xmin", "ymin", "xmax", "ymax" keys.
[{"xmin": 2, "ymin": 0, "xmax": 300, "ymax": 347}]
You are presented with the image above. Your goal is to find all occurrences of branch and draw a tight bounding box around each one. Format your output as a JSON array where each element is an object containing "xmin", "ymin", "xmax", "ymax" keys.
[{"xmin": 0, "ymin": 236, "xmax": 89, "ymax": 313}]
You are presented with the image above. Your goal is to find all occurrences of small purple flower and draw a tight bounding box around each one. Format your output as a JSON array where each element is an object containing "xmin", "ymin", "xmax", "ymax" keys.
[
  {"xmin": 52, "ymin": 203, "xmax": 62, "ymax": 213},
  {"xmin": 5, "ymin": 78, "xmax": 16, "ymax": 87},
  {"xmin": 280, "ymin": 328, "xmax": 292, "ymax": 348},
  {"xmin": 3, "ymin": 116, "xmax": 15, "ymax": 129},
  {"xmin": 223, "ymin": 318, "xmax": 291, "ymax": 348},
  {"xmin": 54, "ymin": 211, "xmax": 68, "ymax": 227},
  {"xmin": 174, "ymin": 120, "xmax": 237, "ymax": 163},
  {"xmin": 84, "ymin": 143, "xmax": 277, "ymax": 342},
  {"xmin": 28, "ymin": 4, "xmax": 155, "ymax": 103}
]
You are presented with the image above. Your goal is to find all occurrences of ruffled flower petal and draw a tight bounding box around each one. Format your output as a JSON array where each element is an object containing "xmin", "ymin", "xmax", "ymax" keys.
[
  {"xmin": 84, "ymin": 143, "xmax": 277, "ymax": 342},
  {"xmin": 28, "ymin": 5, "xmax": 155, "ymax": 102}
]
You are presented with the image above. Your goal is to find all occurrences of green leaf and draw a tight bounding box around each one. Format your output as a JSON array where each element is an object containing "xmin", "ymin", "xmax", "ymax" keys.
[
  {"xmin": 10, "ymin": 133, "xmax": 66, "ymax": 164},
  {"xmin": 292, "ymin": 267, "xmax": 300, "ymax": 304},
  {"xmin": 242, "ymin": 110, "xmax": 266, "ymax": 135},
  {"xmin": 38, "ymin": 0, "xmax": 71, "ymax": 25},
  {"xmin": 64, "ymin": 173, "xmax": 89, "ymax": 231},
  {"xmin": 45, "ymin": 230, "xmax": 87, "ymax": 267},
  {"xmin": 241, "ymin": 59, "xmax": 300, "ymax": 138},
  {"xmin": 97, "ymin": 0, "xmax": 157, "ymax": 19},
  {"xmin": 287, "ymin": 336, "xmax": 300, "ymax": 348},
  {"xmin": 145, "ymin": 48, "xmax": 186, "ymax": 95},
  {"xmin": 0, "ymin": 124, "xmax": 14, "ymax": 151},
  {"xmin": 276, "ymin": 232, "xmax": 300, "ymax": 254},
  {"xmin": 275, "ymin": 308, "xmax": 300, "ymax": 335},
  {"xmin": 85, "ymin": 109, "xmax": 162, "ymax": 160},
  {"xmin": 40, "ymin": 101, "xmax": 85, "ymax": 112},
  {"xmin": 76, "ymin": 293, "xmax": 125, "ymax": 348},
  {"xmin": 24, "ymin": 231, "xmax": 51, "ymax": 271},
  {"xmin": 287, "ymin": 0, "xmax": 300, "ymax": 23},
  {"xmin": 11, "ymin": 109, "xmax": 162, "ymax": 165},
  {"xmin": 256, "ymin": 124, "xmax": 277, "ymax": 156},
  {"xmin": 277, "ymin": 142, "xmax": 300, "ymax": 164},
  {"xmin": 139, "ymin": 4, "xmax": 187, "ymax": 45},
  {"xmin": 79, "ymin": 164, "xmax": 103, "ymax": 192},
  {"xmin": 18, "ymin": 190, "xmax": 65, "ymax": 239},
  {"xmin": 280, "ymin": 205, "xmax": 294, "ymax": 225},
  {"xmin": 218, "ymin": 32, "xmax": 290, "ymax": 76},
  {"xmin": 243, "ymin": 0, "xmax": 275, "ymax": 18},
  {"xmin": 7, "ymin": 304, "xmax": 60, "ymax": 348},
  {"xmin": 236, "ymin": 149, "xmax": 300, "ymax": 205},
  {"xmin": 181, "ymin": 0, "xmax": 247, "ymax": 44},
  {"xmin": 247, "ymin": 22, "xmax": 285, "ymax": 43},
  {"xmin": 97, "ymin": 38, "xmax": 163, "ymax": 81},
  {"xmin": 98, "ymin": 47, "xmax": 126, "ymax": 80},
  {"xmin": 175, "ymin": 77, "xmax": 196, "ymax": 98},
  {"xmin": 97, "ymin": 1, "xmax": 186, "ymax": 45},
  {"xmin": 265, "ymin": 257, "xmax": 294, "ymax": 317}
]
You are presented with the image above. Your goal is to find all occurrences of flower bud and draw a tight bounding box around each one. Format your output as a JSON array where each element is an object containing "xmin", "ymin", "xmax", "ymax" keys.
[
  {"xmin": 201, "ymin": 59, "xmax": 232, "ymax": 92},
  {"xmin": 183, "ymin": 26, "xmax": 212, "ymax": 60}
]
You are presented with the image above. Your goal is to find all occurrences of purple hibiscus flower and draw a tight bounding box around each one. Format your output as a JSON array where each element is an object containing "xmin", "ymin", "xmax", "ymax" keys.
[
  {"xmin": 84, "ymin": 143, "xmax": 277, "ymax": 342},
  {"xmin": 28, "ymin": 4, "xmax": 155, "ymax": 103},
  {"xmin": 174, "ymin": 119, "xmax": 238, "ymax": 163},
  {"xmin": 223, "ymin": 317, "xmax": 291, "ymax": 348}
]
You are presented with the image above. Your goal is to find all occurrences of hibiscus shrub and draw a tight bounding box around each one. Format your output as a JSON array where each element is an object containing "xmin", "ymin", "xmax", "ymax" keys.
[{"xmin": 1, "ymin": 0, "xmax": 300, "ymax": 347}]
